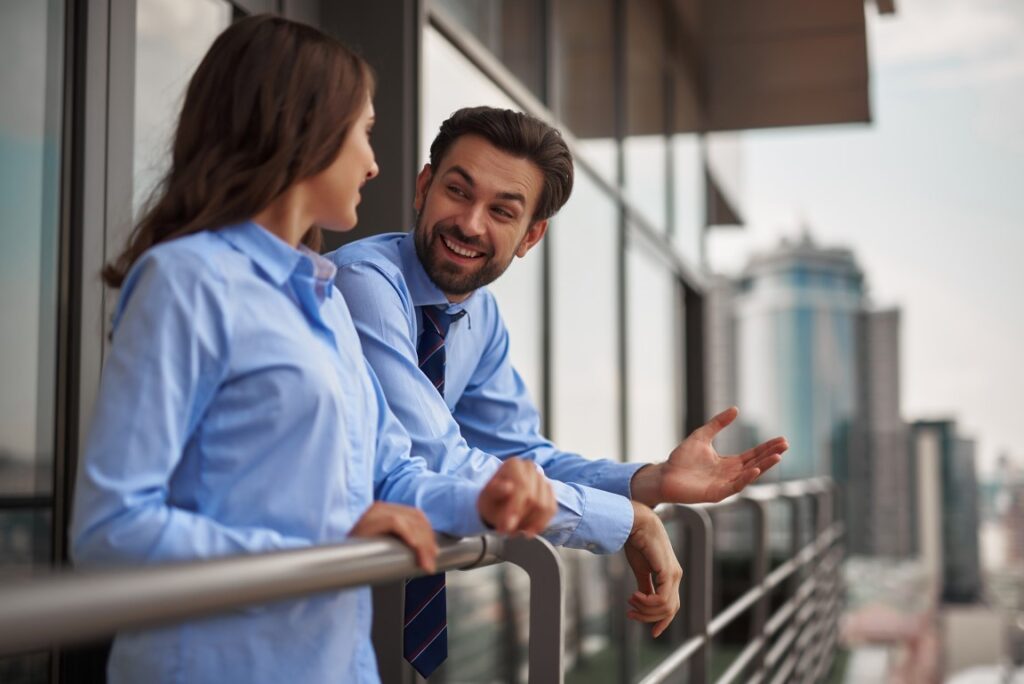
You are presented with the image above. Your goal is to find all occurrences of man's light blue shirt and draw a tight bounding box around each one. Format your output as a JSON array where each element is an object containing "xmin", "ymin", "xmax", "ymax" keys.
[
  {"xmin": 70, "ymin": 222, "xmax": 487, "ymax": 684},
  {"xmin": 329, "ymin": 232, "xmax": 645, "ymax": 554}
]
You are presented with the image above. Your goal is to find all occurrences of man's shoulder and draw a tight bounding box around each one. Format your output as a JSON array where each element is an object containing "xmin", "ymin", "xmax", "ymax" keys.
[{"xmin": 324, "ymin": 232, "xmax": 405, "ymax": 273}]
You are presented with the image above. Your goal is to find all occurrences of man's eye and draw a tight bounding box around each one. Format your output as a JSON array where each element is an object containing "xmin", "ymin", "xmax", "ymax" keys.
[
  {"xmin": 448, "ymin": 185, "xmax": 467, "ymax": 198},
  {"xmin": 493, "ymin": 207, "xmax": 514, "ymax": 219}
]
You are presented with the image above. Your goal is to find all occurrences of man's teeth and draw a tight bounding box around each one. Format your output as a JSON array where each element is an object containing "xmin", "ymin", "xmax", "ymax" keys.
[{"xmin": 442, "ymin": 236, "xmax": 482, "ymax": 258}]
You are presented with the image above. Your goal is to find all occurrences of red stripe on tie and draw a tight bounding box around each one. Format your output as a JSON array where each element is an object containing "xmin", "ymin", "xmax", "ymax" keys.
[
  {"xmin": 404, "ymin": 583, "xmax": 446, "ymax": 627},
  {"xmin": 409, "ymin": 623, "xmax": 448, "ymax": 665},
  {"xmin": 422, "ymin": 307, "xmax": 443, "ymax": 335}
]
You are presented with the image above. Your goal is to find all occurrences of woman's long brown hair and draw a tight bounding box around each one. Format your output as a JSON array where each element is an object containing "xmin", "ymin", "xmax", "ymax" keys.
[{"xmin": 103, "ymin": 14, "xmax": 374, "ymax": 288}]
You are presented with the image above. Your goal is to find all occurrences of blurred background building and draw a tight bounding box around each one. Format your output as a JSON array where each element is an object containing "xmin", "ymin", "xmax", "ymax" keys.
[{"xmin": 6, "ymin": 0, "xmax": 1022, "ymax": 682}]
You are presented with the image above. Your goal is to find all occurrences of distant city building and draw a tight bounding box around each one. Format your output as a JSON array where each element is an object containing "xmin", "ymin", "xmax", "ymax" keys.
[
  {"xmin": 858, "ymin": 309, "xmax": 913, "ymax": 558},
  {"xmin": 732, "ymin": 233, "xmax": 865, "ymax": 484},
  {"xmin": 713, "ymin": 232, "xmax": 920, "ymax": 555},
  {"xmin": 909, "ymin": 420, "xmax": 983, "ymax": 604}
]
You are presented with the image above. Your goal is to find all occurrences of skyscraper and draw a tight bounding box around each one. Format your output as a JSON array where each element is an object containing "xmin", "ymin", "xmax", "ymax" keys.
[
  {"xmin": 859, "ymin": 309, "xmax": 913, "ymax": 557},
  {"xmin": 733, "ymin": 233, "xmax": 865, "ymax": 482},
  {"xmin": 909, "ymin": 420, "xmax": 983, "ymax": 603}
]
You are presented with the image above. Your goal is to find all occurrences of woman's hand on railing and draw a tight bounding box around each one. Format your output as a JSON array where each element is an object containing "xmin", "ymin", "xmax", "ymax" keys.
[
  {"xmin": 624, "ymin": 502, "xmax": 683, "ymax": 638},
  {"xmin": 350, "ymin": 502, "xmax": 439, "ymax": 573},
  {"xmin": 630, "ymin": 406, "xmax": 789, "ymax": 506},
  {"xmin": 477, "ymin": 457, "xmax": 556, "ymax": 536}
]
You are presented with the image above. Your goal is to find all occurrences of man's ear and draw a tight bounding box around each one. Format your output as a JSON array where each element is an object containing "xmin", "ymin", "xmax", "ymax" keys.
[
  {"xmin": 414, "ymin": 164, "xmax": 434, "ymax": 213},
  {"xmin": 516, "ymin": 219, "xmax": 548, "ymax": 258}
]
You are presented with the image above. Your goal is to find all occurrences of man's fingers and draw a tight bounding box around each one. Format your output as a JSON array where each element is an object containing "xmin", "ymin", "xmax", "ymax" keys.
[
  {"xmin": 652, "ymin": 616, "xmax": 674, "ymax": 638},
  {"xmin": 631, "ymin": 592, "xmax": 667, "ymax": 606},
  {"xmin": 696, "ymin": 406, "xmax": 739, "ymax": 440},
  {"xmin": 389, "ymin": 516, "xmax": 438, "ymax": 573},
  {"xmin": 740, "ymin": 437, "xmax": 788, "ymax": 464}
]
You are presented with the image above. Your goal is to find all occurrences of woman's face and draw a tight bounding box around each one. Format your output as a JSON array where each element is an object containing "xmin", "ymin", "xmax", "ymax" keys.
[{"xmin": 308, "ymin": 96, "xmax": 379, "ymax": 231}]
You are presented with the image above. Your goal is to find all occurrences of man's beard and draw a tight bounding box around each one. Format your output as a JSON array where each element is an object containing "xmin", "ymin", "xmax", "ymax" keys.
[{"xmin": 413, "ymin": 214, "xmax": 515, "ymax": 297}]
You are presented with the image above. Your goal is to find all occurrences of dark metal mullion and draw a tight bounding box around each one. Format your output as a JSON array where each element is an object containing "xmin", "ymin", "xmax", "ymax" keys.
[
  {"xmin": 663, "ymin": 0, "xmax": 675, "ymax": 242},
  {"xmin": 52, "ymin": 0, "xmax": 81, "ymax": 574},
  {"xmin": 539, "ymin": 0, "xmax": 553, "ymax": 438},
  {"xmin": 612, "ymin": 2, "xmax": 642, "ymax": 681}
]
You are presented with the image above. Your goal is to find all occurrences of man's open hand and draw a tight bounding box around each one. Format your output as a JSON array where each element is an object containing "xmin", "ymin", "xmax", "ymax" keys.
[
  {"xmin": 632, "ymin": 407, "xmax": 788, "ymax": 507},
  {"xmin": 477, "ymin": 457, "xmax": 556, "ymax": 536}
]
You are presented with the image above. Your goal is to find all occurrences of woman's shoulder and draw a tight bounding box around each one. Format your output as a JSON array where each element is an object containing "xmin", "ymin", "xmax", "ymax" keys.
[{"xmin": 129, "ymin": 231, "xmax": 238, "ymax": 286}]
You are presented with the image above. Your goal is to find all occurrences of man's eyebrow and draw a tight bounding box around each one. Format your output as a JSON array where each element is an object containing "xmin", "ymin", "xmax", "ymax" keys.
[{"xmin": 443, "ymin": 165, "xmax": 526, "ymax": 206}]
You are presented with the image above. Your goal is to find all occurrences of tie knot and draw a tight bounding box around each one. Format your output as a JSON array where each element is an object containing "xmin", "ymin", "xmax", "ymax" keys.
[{"xmin": 422, "ymin": 305, "xmax": 465, "ymax": 339}]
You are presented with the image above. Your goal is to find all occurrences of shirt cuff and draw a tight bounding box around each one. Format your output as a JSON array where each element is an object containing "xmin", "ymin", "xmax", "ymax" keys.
[
  {"xmin": 604, "ymin": 461, "xmax": 648, "ymax": 499},
  {"xmin": 568, "ymin": 486, "xmax": 634, "ymax": 554},
  {"xmin": 540, "ymin": 481, "xmax": 633, "ymax": 554},
  {"xmin": 429, "ymin": 479, "xmax": 489, "ymax": 538}
]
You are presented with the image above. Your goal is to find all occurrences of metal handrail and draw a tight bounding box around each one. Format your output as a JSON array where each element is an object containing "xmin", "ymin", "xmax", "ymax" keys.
[
  {"xmin": 638, "ymin": 477, "xmax": 844, "ymax": 684},
  {"xmin": 0, "ymin": 478, "xmax": 842, "ymax": 684},
  {"xmin": 0, "ymin": 533, "xmax": 566, "ymax": 682}
]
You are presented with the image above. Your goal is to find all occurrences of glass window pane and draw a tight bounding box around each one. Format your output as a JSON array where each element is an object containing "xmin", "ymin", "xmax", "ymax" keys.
[
  {"xmin": 422, "ymin": 31, "xmax": 545, "ymax": 684},
  {"xmin": 551, "ymin": 170, "xmax": 621, "ymax": 461},
  {"xmin": 623, "ymin": 0, "xmax": 667, "ymax": 231},
  {"xmin": 673, "ymin": 134, "xmax": 703, "ymax": 263},
  {"xmin": 0, "ymin": 0, "xmax": 64, "ymax": 498},
  {"xmin": 626, "ymin": 245, "xmax": 680, "ymax": 461},
  {"xmin": 551, "ymin": 0, "xmax": 618, "ymax": 184},
  {"xmin": 433, "ymin": 0, "xmax": 547, "ymax": 102},
  {"xmin": 422, "ymin": 27, "xmax": 545, "ymax": 406},
  {"xmin": 0, "ymin": 510, "xmax": 51, "ymax": 576},
  {"xmin": 134, "ymin": 0, "xmax": 232, "ymax": 214}
]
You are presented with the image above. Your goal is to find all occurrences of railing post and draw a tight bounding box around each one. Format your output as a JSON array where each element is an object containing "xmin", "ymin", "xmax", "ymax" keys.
[
  {"xmin": 746, "ymin": 499, "xmax": 769, "ymax": 679},
  {"xmin": 501, "ymin": 535, "xmax": 565, "ymax": 683},
  {"xmin": 813, "ymin": 484, "xmax": 838, "ymax": 682},
  {"xmin": 677, "ymin": 505, "xmax": 713, "ymax": 684},
  {"xmin": 372, "ymin": 581, "xmax": 418, "ymax": 684}
]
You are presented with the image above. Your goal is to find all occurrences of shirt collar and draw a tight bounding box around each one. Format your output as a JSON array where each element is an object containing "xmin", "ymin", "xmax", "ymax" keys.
[
  {"xmin": 218, "ymin": 222, "xmax": 336, "ymax": 294},
  {"xmin": 398, "ymin": 231, "xmax": 476, "ymax": 314}
]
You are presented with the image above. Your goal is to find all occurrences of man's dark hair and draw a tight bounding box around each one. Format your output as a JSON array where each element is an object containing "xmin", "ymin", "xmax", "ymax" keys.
[{"xmin": 428, "ymin": 106, "xmax": 574, "ymax": 222}]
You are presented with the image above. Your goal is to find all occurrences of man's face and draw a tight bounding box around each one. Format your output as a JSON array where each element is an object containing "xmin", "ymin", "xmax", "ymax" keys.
[{"xmin": 413, "ymin": 134, "xmax": 548, "ymax": 301}]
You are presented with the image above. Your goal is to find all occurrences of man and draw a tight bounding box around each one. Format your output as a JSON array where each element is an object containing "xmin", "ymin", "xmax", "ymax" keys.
[{"xmin": 328, "ymin": 107, "xmax": 787, "ymax": 648}]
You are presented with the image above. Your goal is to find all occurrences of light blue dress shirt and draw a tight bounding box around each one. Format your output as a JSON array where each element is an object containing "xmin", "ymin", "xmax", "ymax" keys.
[
  {"xmin": 70, "ymin": 222, "xmax": 488, "ymax": 684},
  {"xmin": 329, "ymin": 232, "xmax": 646, "ymax": 554}
]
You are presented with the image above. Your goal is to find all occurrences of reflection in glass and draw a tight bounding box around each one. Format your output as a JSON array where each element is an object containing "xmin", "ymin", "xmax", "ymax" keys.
[
  {"xmin": 133, "ymin": 0, "xmax": 232, "ymax": 214},
  {"xmin": 0, "ymin": 0, "xmax": 63, "ymax": 498},
  {"xmin": 551, "ymin": 0, "xmax": 618, "ymax": 183},
  {"xmin": 0, "ymin": 510, "xmax": 51, "ymax": 575},
  {"xmin": 433, "ymin": 0, "xmax": 547, "ymax": 102},
  {"xmin": 627, "ymin": 246, "xmax": 680, "ymax": 461},
  {"xmin": 623, "ymin": 0, "xmax": 667, "ymax": 231},
  {"xmin": 673, "ymin": 134, "xmax": 703, "ymax": 262},
  {"xmin": 551, "ymin": 170, "xmax": 620, "ymax": 461},
  {"xmin": 422, "ymin": 27, "xmax": 545, "ymax": 406}
]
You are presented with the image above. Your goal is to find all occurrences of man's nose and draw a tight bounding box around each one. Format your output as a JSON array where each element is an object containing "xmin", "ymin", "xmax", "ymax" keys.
[{"xmin": 458, "ymin": 203, "xmax": 487, "ymax": 238}]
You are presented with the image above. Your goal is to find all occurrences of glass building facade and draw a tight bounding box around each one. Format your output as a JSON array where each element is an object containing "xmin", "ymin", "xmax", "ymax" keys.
[{"xmin": 0, "ymin": 0, "xmax": 884, "ymax": 681}]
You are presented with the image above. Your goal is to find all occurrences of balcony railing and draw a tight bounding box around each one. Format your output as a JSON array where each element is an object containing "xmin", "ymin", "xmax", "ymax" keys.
[{"xmin": 0, "ymin": 478, "xmax": 842, "ymax": 683}]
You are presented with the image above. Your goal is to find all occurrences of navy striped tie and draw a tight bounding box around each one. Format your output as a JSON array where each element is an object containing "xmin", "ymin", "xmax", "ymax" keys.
[{"xmin": 404, "ymin": 305, "xmax": 465, "ymax": 678}]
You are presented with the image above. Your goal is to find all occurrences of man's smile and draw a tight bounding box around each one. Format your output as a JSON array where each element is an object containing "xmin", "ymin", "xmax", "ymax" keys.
[{"xmin": 440, "ymin": 234, "xmax": 485, "ymax": 260}]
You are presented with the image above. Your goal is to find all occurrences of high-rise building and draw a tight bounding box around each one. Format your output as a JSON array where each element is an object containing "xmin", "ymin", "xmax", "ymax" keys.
[
  {"xmin": 710, "ymin": 234, "xmax": 919, "ymax": 556},
  {"xmin": 858, "ymin": 309, "xmax": 913, "ymax": 557},
  {"xmin": 909, "ymin": 420, "xmax": 983, "ymax": 603},
  {"xmin": 733, "ymin": 233, "xmax": 865, "ymax": 482}
]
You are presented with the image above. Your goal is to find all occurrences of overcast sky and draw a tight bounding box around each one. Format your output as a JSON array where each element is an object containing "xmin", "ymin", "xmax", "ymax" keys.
[{"xmin": 708, "ymin": 0, "xmax": 1024, "ymax": 476}]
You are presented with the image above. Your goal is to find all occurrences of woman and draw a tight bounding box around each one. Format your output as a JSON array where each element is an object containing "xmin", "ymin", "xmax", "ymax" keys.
[{"xmin": 70, "ymin": 15, "xmax": 541, "ymax": 683}]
